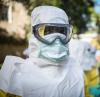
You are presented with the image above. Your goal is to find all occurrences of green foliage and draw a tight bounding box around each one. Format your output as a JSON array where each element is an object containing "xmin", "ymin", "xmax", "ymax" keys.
[
  {"xmin": 14, "ymin": 0, "xmax": 61, "ymax": 14},
  {"xmin": 0, "ymin": 64, "xmax": 2, "ymax": 69},
  {"xmin": 90, "ymin": 10, "xmax": 100, "ymax": 34},
  {"xmin": 18, "ymin": 0, "xmax": 95, "ymax": 34},
  {"xmin": 60, "ymin": 0, "xmax": 95, "ymax": 34},
  {"xmin": 1, "ymin": 0, "xmax": 99, "ymax": 34}
]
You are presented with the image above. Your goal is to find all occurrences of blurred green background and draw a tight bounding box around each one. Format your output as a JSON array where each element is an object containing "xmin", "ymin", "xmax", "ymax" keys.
[{"xmin": 0, "ymin": 0, "xmax": 100, "ymax": 67}]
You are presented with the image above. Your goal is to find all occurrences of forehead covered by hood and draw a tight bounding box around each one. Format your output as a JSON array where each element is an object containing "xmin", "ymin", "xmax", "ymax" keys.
[{"xmin": 31, "ymin": 6, "xmax": 69, "ymax": 26}]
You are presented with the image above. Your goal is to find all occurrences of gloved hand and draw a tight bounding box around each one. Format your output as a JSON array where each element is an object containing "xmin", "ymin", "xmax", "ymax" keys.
[{"xmin": 89, "ymin": 84, "xmax": 100, "ymax": 97}]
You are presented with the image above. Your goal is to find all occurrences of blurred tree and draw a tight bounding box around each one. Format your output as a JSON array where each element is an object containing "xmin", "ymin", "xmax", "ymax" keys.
[
  {"xmin": 12, "ymin": 0, "xmax": 61, "ymax": 14},
  {"xmin": 96, "ymin": 15, "xmax": 100, "ymax": 34},
  {"xmin": 60, "ymin": 0, "xmax": 95, "ymax": 34},
  {"xmin": 17, "ymin": 0, "xmax": 95, "ymax": 34},
  {"xmin": 0, "ymin": 0, "xmax": 96, "ymax": 34}
]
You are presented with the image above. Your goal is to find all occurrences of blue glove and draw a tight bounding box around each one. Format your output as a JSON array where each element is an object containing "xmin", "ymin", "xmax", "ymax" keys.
[{"xmin": 89, "ymin": 85, "xmax": 100, "ymax": 97}]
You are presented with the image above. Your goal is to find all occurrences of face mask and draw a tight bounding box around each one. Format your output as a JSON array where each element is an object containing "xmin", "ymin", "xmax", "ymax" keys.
[{"xmin": 39, "ymin": 39, "xmax": 69, "ymax": 63}]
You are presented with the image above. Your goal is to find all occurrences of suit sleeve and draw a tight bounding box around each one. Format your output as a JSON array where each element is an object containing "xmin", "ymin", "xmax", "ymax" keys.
[{"xmin": 0, "ymin": 56, "xmax": 24, "ymax": 97}]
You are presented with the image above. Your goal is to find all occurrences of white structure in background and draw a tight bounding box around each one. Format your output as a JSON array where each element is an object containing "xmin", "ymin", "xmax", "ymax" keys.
[
  {"xmin": 78, "ymin": 33, "xmax": 98, "ymax": 43},
  {"xmin": 8, "ymin": 2, "xmax": 12, "ymax": 24},
  {"xmin": 0, "ymin": 1, "xmax": 29, "ymax": 39}
]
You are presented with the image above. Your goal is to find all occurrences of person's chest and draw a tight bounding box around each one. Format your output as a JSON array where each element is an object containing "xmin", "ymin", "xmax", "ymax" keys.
[{"xmin": 19, "ymin": 66, "xmax": 81, "ymax": 97}]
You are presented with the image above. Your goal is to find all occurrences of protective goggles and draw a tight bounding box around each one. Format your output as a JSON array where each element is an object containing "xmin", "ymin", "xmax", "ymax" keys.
[{"xmin": 32, "ymin": 23, "xmax": 73, "ymax": 45}]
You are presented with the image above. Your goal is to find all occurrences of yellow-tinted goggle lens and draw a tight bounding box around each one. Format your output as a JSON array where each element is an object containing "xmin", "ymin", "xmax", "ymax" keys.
[{"xmin": 38, "ymin": 25, "xmax": 45, "ymax": 37}]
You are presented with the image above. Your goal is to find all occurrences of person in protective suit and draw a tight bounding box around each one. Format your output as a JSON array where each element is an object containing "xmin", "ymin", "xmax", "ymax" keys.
[
  {"xmin": 69, "ymin": 39, "xmax": 99, "ymax": 97},
  {"xmin": 88, "ymin": 50, "xmax": 100, "ymax": 97},
  {"xmin": 0, "ymin": 6, "xmax": 84, "ymax": 97}
]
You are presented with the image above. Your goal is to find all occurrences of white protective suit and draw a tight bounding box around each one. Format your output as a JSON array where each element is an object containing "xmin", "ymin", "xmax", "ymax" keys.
[
  {"xmin": 69, "ymin": 39, "xmax": 99, "ymax": 97},
  {"xmin": 0, "ymin": 6, "xmax": 84, "ymax": 97},
  {"xmin": 69, "ymin": 39, "xmax": 97, "ymax": 71}
]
